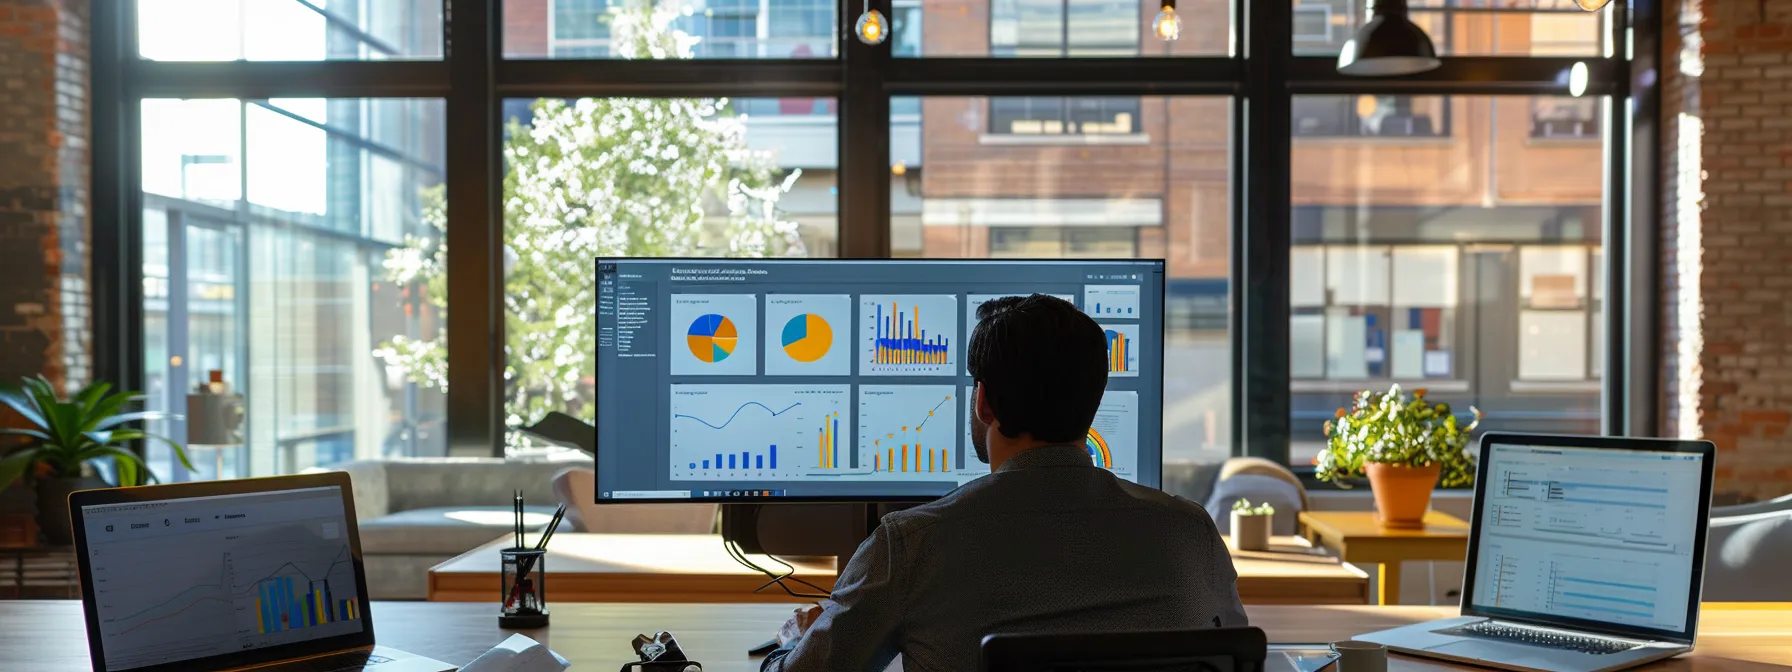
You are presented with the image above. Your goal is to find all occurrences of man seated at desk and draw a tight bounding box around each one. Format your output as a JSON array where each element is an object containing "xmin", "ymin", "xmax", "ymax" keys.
[{"xmin": 762, "ymin": 295, "xmax": 1247, "ymax": 671}]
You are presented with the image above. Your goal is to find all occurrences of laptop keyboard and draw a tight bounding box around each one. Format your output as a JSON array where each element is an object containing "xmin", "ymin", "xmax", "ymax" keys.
[
  {"xmin": 1440, "ymin": 621, "xmax": 1640, "ymax": 655},
  {"xmin": 268, "ymin": 651, "xmax": 388, "ymax": 672}
]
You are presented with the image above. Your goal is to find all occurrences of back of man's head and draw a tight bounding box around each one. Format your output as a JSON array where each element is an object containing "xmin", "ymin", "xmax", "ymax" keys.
[{"xmin": 966, "ymin": 294, "xmax": 1108, "ymax": 443}]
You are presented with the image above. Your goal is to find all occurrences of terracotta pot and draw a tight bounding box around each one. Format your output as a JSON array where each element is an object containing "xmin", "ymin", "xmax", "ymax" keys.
[
  {"xmin": 1365, "ymin": 462, "xmax": 1441, "ymax": 530},
  {"xmin": 36, "ymin": 476, "xmax": 110, "ymax": 546},
  {"xmin": 1230, "ymin": 511, "xmax": 1273, "ymax": 551}
]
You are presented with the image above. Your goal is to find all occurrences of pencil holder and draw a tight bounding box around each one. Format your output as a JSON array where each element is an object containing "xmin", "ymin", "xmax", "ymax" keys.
[{"xmin": 499, "ymin": 547, "xmax": 550, "ymax": 628}]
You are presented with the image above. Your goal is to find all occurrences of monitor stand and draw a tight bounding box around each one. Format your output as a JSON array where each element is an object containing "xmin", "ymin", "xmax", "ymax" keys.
[{"xmin": 722, "ymin": 503, "xmax": 896, "ymax": 574}]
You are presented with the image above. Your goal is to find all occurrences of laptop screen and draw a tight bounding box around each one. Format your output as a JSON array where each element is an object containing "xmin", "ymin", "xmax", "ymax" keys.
[
  {"xmin": 78, "ymin": 486, "xmax": 365, "ymax": 671},
  {"xmin": 1468, "ymin": 442, "xmax": 1706, "ymax": 634}
]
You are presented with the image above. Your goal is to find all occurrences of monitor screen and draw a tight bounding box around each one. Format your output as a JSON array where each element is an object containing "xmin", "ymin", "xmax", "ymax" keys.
[
  {"xmin": 595, "ymin": 258, "xmax": 1166, "ymax": 502},
  {"xmin": 79, "ymin": 487, "xmax": 365, "ymax": 671},
  {"xmin": 1468, "ymin": 442, "xmax": 1706, "ymax": 634}
]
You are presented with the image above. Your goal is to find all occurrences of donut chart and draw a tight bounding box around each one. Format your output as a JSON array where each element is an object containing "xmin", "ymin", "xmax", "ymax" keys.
[
  {"xmin": 686, "ymin": 314, "xmax": 739, "ymax": 363},
  {"xmin": 780, "ymin": 314, "xmax": 834, "ymax": 363}
]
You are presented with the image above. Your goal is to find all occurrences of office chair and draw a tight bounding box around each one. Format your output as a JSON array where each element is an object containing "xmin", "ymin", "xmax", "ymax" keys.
[{"xmin": 981, "ymin": 627, "xmax": 1268, "ymax": 672}]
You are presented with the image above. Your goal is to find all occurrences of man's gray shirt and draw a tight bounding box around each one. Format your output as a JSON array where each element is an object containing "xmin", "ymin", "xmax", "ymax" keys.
[{"xmin": 764, "ymin": 443, "xmax": 1248, "ymax": 672}]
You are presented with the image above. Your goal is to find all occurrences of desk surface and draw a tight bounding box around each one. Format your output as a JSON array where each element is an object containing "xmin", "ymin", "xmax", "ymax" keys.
[
  {"xmin": 428, "ymin": 534, "xmax": 1369, "ymax": 605},
  {"xmin": 1299, "ymin": 511, "xmax": 1471, "ymax": 544},
  {"xmin": 6, "ymin": 601, "xmax": 1790, "ymax": 671}
]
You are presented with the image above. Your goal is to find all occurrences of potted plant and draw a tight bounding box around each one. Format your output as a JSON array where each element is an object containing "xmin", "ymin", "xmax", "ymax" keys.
[
  {"xmin": 1230, "ymin": 499, "xmax": 1275, "ymax": 552},
  {"xmin": 1314, "ymin": 385, "xmax": 1479, "ymax": 529},
  {"xmin": 0, "ymin": 376, "xmax": 194, "ymax": 545}
]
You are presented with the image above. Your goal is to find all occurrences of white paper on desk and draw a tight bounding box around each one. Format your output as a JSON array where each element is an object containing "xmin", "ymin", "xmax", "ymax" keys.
[{"xmin": 459, "ymin": 633, "xmax": 570, "ymax": 672}]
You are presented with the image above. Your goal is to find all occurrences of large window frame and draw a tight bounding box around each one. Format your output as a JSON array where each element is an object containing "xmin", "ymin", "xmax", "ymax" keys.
[{"xmin": 89, "ymin": 0, "xmax": 1660, "ymax": 468}]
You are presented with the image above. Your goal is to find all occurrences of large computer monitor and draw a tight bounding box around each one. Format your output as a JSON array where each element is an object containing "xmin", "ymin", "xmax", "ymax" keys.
[{"xmin": 594, "ymin": 258, "xmax": 1166, "ymax": 503}]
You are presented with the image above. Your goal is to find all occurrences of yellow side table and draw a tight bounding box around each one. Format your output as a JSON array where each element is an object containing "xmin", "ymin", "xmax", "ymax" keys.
[{"xmin": 1299, "ymin": 510, "xmax": 1469, "ymax": 605}]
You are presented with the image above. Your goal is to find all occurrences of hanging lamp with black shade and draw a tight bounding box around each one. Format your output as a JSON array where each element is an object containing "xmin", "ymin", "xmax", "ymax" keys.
[{"xmin": 1336, "ymin": 0, "xmax": 1442, "ymax": 76}]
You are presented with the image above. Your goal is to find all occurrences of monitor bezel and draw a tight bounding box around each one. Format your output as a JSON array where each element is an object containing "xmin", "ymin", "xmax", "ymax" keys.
[
  {"xmin": 592, "ymin": 256, "xmax": 1169, "ymax": 505},
  {"xmin": 70, "ymin": 472, "xmax": 377, "ymax": 672},
  {"xmin": 1458, "ymin": 432, "xmax": 1716, "ymax": 645}
]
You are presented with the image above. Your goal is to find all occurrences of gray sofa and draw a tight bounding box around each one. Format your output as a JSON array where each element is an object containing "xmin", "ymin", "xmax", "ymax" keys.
[{"xmin": 315, "ymin": 455, "xmax": 588, "ymax": 599}]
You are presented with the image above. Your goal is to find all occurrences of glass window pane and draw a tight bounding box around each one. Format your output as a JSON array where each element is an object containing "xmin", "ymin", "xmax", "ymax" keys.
[
  {"xmin": 141, "ymin": 98, "xmax": 448, "ymax": 481},
  {"xmin": 138, "ymin": 0, "xmax": 443, "ymax": 61},
  {"xmin": 1293, "ymin": 0, "xmax": 1606, "ymax": 57},
  {"xmin": 894, "ymin": 95, "xmax": 1233, "ymax": 471},
  {"xmin": 919, "ymin": 0, "xmax": 1226, "ymax": 57},
  {"xmin": 1289, "ymin": 95, "xmax": 1606, "ymax": 467},
  {"xmin": 504, "ymin": 0, "xmax": 837, "ymax": 59},
  {"xmin": 499, "ymin": 97, "xmax": 838, "ymax": 447}
]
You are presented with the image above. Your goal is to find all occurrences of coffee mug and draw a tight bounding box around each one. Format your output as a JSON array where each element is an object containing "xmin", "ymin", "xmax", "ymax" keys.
[{"xmin": 1330, "ymin": 640, "xmax": 1388, "ymax": 672}]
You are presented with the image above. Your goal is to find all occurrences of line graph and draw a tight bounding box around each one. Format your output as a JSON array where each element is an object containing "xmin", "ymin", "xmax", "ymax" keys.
[
  {"xmin": 669, "ymin": 384, "xmax": 850, "ymax": 480},
  {"xmin": 673, "ymin": 401, "xmax": 803, "ymax": 430}
]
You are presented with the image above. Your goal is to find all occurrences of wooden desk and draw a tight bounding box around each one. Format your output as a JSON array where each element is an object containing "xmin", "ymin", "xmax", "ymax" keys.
[
  {"xmin": 429, "ymin": 533, "xmax": 1370, "ymax": 605},
  {"xmin": 1299, "ymin": 510, "xmax": 1470, "ymax": 606},
  {"xmin": 6, "ymin": 601, "xmax": 1790, "ymax": 671}
]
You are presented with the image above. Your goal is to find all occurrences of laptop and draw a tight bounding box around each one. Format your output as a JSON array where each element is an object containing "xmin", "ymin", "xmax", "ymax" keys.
[
  {"xmin": 1358, "ymin": 433, "xmax": 1716, "ymax": 672},
  {"xmin": 70, "ymin": 472, "xmax": 457, "ymax": 672}
]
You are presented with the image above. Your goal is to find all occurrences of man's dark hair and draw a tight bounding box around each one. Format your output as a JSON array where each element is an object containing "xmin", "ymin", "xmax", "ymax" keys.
[{"xmin": 966, "ymin": 294, "xmax": 1108, "ymax": 443}]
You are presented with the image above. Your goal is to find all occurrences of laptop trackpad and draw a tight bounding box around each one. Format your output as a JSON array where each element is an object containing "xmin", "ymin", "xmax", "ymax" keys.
[{"xmin": 1426, "ymin": 641, "xmax": 1563, "ymax": 670}]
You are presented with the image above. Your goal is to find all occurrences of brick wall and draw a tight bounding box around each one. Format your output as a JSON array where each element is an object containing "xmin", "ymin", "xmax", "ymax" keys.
[
  {"xmin": 0, "ymin": 0, "xmax": 88, "ymax": 397},
  {"xmin": 1663, "ymin": 0, "xmax": 1792, "ymax": 502}
]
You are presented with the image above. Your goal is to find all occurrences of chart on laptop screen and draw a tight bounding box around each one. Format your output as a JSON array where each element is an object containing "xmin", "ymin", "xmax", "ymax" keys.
[
  {"xmin": 80, "ymin": 487, "xmax": 364, "ymax": 671},
  {"xmin": 1470, "ymin": 444, "xmax": 1704, "ymax": 633}
]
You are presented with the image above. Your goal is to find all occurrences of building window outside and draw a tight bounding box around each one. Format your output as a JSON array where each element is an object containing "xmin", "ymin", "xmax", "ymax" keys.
[
  {"xmin": 988, "ymin": 0, "xmax": 1140, "ymax": 136},
  {"xmin": 547, "ymin": 0, "xmax": 835, "ymax": 59},
  {"xmin": 1293, "ymin": 95, "xmax": 1450, "ymax": 138},
  {"xmin": 988, "ymin": 226, "xmax": 1140, "ymax": 258},
  {"xmin": 141, "ymin": 98, "xmax": 449, "ymax": 481}
]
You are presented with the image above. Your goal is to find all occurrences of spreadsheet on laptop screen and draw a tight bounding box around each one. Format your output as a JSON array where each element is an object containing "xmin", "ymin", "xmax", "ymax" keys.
[{"xmin": 1469, "ymin": 444, "xmax": 1704, "ymax": 633}]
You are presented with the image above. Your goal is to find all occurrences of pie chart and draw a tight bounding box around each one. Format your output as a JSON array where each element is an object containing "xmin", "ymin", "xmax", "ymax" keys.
[
  {"xmin": 686, "ymin": 314, "xmax": 738, "ymax": 363},
  {"xmin": 780, "ymin": 314, "xmax": 833, "ymax": 363}
]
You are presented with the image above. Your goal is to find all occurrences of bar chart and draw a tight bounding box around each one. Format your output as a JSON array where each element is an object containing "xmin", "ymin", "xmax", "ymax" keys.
[
  {"xmin": 859, "ymin": 295, "xmax": 957, "ymax": 375},
  {"xmin": 1101, "ymin": 323, "xmax": 1141, "ymax": 377},
  {"xmin": 858, "ymin": 385, "xmax": 958, "ymax": 478},
  {"xmin": 1082, "ymin": 285, "xmax": 1142, "ymax": 317},
  {"xmin": 254, "ymin": 575, "xmax": 358, "ymax": 634},
  {"xmin": 669, "ymin": 384, "xmax": 850, "ymax": 480}
]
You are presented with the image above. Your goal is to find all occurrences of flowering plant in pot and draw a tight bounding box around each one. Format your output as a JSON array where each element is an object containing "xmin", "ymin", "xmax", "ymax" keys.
[
  {"xmin": 1314, "ymin": 385, "xmax": 1479, "ymax": 529},
  {"xmin": 0, "ymin": 376, "xmax": 194, "ymax": 544}
]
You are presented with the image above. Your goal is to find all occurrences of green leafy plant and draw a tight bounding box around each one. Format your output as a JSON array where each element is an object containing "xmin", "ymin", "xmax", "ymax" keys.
[
  {"xmin": 0, "ymin": 376, "xmax": 195, "ymax": 489},
  {"xmin": 1231, "ymin": 498, "xmax": 1276, "ymax": 516},
  {"xmin": 1315, "ymin": 384, "xmax": 1481, "ymax": 488}
]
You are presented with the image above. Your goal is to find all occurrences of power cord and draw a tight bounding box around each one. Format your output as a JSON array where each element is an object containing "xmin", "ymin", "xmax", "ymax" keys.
[{"xmin": 723, "ymin": 539, "xmax": 832, "ymax": 600}]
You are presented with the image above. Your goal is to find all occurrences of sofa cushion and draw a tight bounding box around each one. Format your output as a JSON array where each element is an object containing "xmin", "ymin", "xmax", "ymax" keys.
[{"xmin": 359, "ymin": 505, "xmax": 560, "ymax": 555}]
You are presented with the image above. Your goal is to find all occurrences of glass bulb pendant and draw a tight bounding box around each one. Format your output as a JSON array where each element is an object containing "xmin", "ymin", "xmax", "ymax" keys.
[
  {"xmin": 1151, "ymin": 5, "xmax": 1181, "ymax": 42},
  {"xmin": 1573, "ymin": 0, "xmax": 1611, "ymax": 10},
  {"xmin": 856, "ymin": 9, "xmax": 889, "ymax": 45}
]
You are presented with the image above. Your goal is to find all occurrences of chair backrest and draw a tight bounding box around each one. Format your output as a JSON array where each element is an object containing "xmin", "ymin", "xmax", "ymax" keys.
[
  {"xmin": 1702, "ymin": 508, "xmax": 1792, "ymax": 602},
  {"xmin": 981, "ymin": 627, "xmax": 1267, "ymax": 672},
  {"xmin": 551, "ymin": 467, "xmax": 718, "ymax": 534},
  {"xmin": 1205, "ymin": 474, "xmax": 1305, "ymax": 536}
]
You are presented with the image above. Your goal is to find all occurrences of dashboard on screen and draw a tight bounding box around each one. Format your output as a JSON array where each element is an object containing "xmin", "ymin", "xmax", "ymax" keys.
[{"xmin": 594, "ymin": 259, "xmax": 1165, "ymax": 502}]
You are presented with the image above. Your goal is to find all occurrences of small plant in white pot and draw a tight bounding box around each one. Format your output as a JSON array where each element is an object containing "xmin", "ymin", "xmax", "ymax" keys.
[{"xmin": 1230, "ymin": 499, "xmax": 1276, "ymax": 552}]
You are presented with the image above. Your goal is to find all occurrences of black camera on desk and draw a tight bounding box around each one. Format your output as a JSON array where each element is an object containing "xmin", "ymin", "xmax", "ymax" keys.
[{"xmin": 621, "ymin": 632, "xmax": 702, "ymax": 672}]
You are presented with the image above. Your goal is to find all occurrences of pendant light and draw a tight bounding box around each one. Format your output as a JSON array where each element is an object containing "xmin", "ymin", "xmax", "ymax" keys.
[
  {"xmin": 855, "ymin": 0, "xmax": 888, "ymax": 45},
  {"xmin": 1574, "ymin": 0, "xmax": 1612, "ymax": 10},
  {"xmin": 1151, "ymin": 0, "xmax": 1181, "ymax": 42},
  {"xmin": 1337, "ymin": 0, "xmax": 1442, "ymax": 76}
]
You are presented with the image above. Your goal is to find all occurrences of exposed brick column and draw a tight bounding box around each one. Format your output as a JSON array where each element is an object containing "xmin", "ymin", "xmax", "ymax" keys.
[
  {"xmin": 1663, "ymin": 0, "xmax": 1792, "ymax": 502},
  {"xmin": 0, "ymin": 0, "xmax": 88, "ymax": 397}
]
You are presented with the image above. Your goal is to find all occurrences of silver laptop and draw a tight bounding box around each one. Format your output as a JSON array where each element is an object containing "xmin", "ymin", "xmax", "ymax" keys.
[
  {"xmin": 71, "ymin": 472, "xmax": 456, "ymax": 672},
  {"xmin": 1358, "ymin": 433, "xmax": 1716, "ymax": 672}
]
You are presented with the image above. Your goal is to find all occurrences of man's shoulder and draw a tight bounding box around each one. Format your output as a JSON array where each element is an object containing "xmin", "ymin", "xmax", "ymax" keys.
[{"xmin": 879, "ymin": 470, "xmax": 1215, "ymax": 536}]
